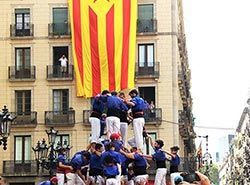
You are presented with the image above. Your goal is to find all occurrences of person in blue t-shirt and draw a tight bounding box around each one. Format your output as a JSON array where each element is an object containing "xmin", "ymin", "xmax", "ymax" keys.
[
  {"xmin": 127, "ymin": 89, "xmax": 148, "ymax": 150},
  {"xmin": 165, "ymin": 146, "xmax": 180, "ymax": 173},
  {"xmin": 89, "ymin": 143, "xmax": 105, "ymax": 184},
  {"xmin": 67, "ymin": 150, "xmax": 91, "ymax": 185},
  {"xmin": 120, "ymin": 147, "xmax": 148, "ymax": 185},
  {"xmin": 39, "ymin": 176, "xmax": 58, "ymax": 185},
  {"xmin": 106, "ymin": 91, "xmax": 128, "ymax": 139},
  {"xmin": 141, "ymin": 137, "xmax": 168, "ymax": 185}
]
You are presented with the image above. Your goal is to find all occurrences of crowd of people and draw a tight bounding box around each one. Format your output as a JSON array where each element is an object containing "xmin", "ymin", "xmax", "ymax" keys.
[{"xmin": 39, "ymin": 89, "xmax": 210, "ymax": 185}]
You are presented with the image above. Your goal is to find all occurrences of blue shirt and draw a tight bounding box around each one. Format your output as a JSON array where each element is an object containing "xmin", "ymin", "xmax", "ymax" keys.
[
  {"xmin": 92, "ymin": 95, "xmax": 106, "ymax": 113},
  {"xmin": 101, "ymin": 150, "xmax": 121, "ymax": 165},
  {"xmin": 103, "ymin": 165, "xmax": 119, "ymax": 177},
  {"xmin": 39, "ymin": 181, "xmax": 51, "ymax": 185},
  {"xmin": 112, "ymin": 140, "xmax": 123, "ymax": 152},
  {"xmin": 107, "ymin": 95, "xmax": 128, "ymax": 112},
  {"xmin": 133, "ymin": 153, "xmax": 147, "ymax": 167},
  {"xmin": 90, "ymin": 153, "xmax": 103, "ymax": 170},
  {"xmin": 70, "ymin": 151, "xmax": 89, "ymax": 170},
  {"xmin": 170, "ymin": 154, "xmax": 180, "ymax": 166},
  {"xmin": 131, "ymin": 96, "xmax": 148, "ymax": 112},
  {"xmin": 152, "ymin": 149, "xmax": 166, "ymax": 161}
]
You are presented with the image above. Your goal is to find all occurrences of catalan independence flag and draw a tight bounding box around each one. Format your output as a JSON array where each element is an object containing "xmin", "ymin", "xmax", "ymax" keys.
[{"xmin": 68, "ymin": 0, "xmax": 137, "ymax": 97}]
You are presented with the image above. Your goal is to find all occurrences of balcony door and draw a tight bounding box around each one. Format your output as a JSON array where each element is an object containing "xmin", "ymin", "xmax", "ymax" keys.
[
  {"xmin": 15, "ymin": 9, "xmax": 30, "ymax": 36},
  {"xmin": 138, "ymin": 44, "xmax": 154, "ymax": 74},
  {"xmin": 53, "ymin": 46, "xmax": 68, "ymax": 77},
  {"xmin": 138, "ymin": 4, "xmax": 153, "ymax": 32},
  {"xmin": 16, "ymin": 90, "xmax": 31, "ymax": 115},
  {"xmin": 15, "ymin": 48, "xmax": 31, "ymax": 78},
  {"xmin": 14, "ymin": 136, "xmax": 31, "ymax": 172},
  {"xmin": 53, "ymin": 8, "xmax": 68, "ymax": 35},
  {"xmin": 53, "ymin": 89, "xmax": 69, "ymax": 113}
]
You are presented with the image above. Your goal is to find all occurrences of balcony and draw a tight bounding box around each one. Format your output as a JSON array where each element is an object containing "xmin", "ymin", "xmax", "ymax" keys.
[
  {"xmin": 10, "ymin": 24, "xmax": 34, "ymax": 38},
  {"xmin": 8, "ymin": 66, "xmax": 36, "ymax": 81},
  {"xmin": 144, "ymin": 108, "xmax": 162, "ymax": 125},
  {"xmin": 10, "ymin": 112, "xmax": 37, "ymax": 127},
  {"xmin": 2, "ymin": 160, "xmax": 38, "ymax": 177},
  {"xmin": 48, "ymin": 23, "xmax": 71, "ymax": 38},
  {"xmin": 45, "ymin": 110, "xmax": 75, "ymax": 126},
  {"xmin": 137, "ymin": 19, "xmax": 157, "ymax": 34},
  {"xmin": 135, "ymin": 62, "xmax": 159, "ymax": 79},
  {"xmin": 47, "ymin": 64, "xmax": 74, "ymax": 81}
]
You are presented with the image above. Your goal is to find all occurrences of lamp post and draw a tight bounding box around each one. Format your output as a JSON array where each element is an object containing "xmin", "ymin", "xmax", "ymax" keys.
[
  {"xmin": 0, "ymin": 105, "xmax": 15, "ymax": 150},
  {"xmin": 33, "ymin": 127, "xmax": 72, "ymax": 177}
]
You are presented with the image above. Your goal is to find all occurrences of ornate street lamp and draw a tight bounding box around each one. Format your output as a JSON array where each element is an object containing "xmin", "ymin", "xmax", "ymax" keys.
[
  {"xmin": 0, "ymin": 106, "xmax": 15, "ymax": 150},
  {"xmin": 32, "ymin": 127, "xmax": 72, "ymax": 177}
]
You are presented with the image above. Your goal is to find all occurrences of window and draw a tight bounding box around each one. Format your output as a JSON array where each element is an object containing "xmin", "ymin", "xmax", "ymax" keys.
[
  {"xmin": 15, "ymin": 90, "xmax": 31, "ymax": 114},
  {"xmin": 138, "ymin": 87, "xmax": 155, "ymax": 105},
  {"xmin": 53, "ymin": 8, "xmax": 68, "ymax": 35},
  {"xmin": 53, "ymin": 89, "xmax": 69, "ymax": 112},
  {"xmin": 55, "ymin": 134, "xmax": 69, "ymax": 146},
  {"xmin": 15, "ymin": 8, "xmax": 30, "ymax": 36},
  {"xmin": 138, "ymin": 44, "xmax": 154, "ymax": 67},
  {"xmin": 15, "ymin": 48, "xmax": 31, "ymax": 70},
  {"xmin": 15, "ymin": 136, "xmax": 31, "ymax": 162},
  {"xmin": 143, "ymin": 132, "xmax": 157, "ymax": 155},
  {"xmin": 138, "ymin": 4, "xmax": 153, "ymax": 20}
]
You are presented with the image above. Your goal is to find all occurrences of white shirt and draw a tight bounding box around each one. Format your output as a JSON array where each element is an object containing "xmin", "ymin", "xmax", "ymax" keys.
[{"xmin": 59, "ymin": 57, "xmax": 68, "ymax": 67}]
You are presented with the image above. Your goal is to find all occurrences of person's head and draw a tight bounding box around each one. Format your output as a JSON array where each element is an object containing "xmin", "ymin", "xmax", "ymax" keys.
[
  {"xmin": 110, "ymin": 133, "xmax": 120, "ymax": 141},
  {"xmin": 154, "ymin": 139, "xmax": 164, "ymax": 149},
  {"xmin": 171, "ymin": 146, "xmax": 180, "ymax": 154},
  {"xmin": 62, "ymin": 55, "xmax": 65, "ymax": 58},
  {"xmin": 119, "ymin": 92, "xmax": 125, "ymax": 99},
  {"xmin": 101, "ymin": 90, "xmax": 110, "ymax": 95},
  {"xmin": 95, "ymin": 143, "xmax": 104, "ymax": 152},
  {"xmin": 174, "ymin": 175, "xmax": 183, "ymax": 185},
  {"xmin": 111, "ymin": 91, "xmax": 118, "ymax": 96},
  {"xmin": 90, "ymin": 140, "xmax": 97, "ymax": 148},
  {"xmin": 131, "ymin": 146, "xmax": 138, "ymax": 153},
  {"xmin": 105, "ymin": 142, "xmax": 115, "ymax": 151},
  {"xmin": 50, "ymin": 176, "xmax": 58, "ymax": 185},
  {"xmin": 82, "ymin": 151, "xmax": 91, "ymax": 161},
  {"xmin": 129, "ymin": 89, "xmax": 138, "ymax": 98}
]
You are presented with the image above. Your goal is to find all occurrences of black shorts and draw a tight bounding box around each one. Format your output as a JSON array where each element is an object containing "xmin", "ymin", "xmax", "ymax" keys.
[{"xmin": 170, "ymin": 165, "xmax": 178, "ymax": 173}]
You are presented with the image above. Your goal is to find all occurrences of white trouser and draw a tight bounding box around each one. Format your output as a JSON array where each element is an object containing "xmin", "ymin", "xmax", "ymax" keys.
[
  {"xmin": 128, "ymin": 118, "xmax": 145, "ymax": 149},
  {"xmin": 154, "ymin": 168, "xmax": 167, "ymax": 185},
  {"xmin": 106, "ymin": 116, "xmax": 120, "ymax": 138},
  {"xmin": 66, "ymin": 173, "xmax": 85, "ymax": 185},
  {"xmin": 106, "ymin": 178, "xmax": 119, "ymax": 185},
  {"xmin": 120, "ymin": 122, "xmax": 128, "ymax": 146},
  {"xmin": 134, "ymin": 174, "xmax": 148, "ymax": 185},
  {"xmin": 56, "ymin": 173, "xmax": 65, "ymax": 185},
  {"xmin": 89, "ymin": 117, "xmax": 100, "ymax": 142},
  {"xmin": 89, "ymin": 175, "xmax": 105, "ymax": 185},
  {"xmin": 127, "ymin": 180, "xmax": 135, "ymax": 185}
]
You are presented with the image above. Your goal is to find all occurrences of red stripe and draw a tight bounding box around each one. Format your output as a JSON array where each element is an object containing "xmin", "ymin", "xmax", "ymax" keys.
[
  {"xmin": 121, "ymin": 0, "xmax": 131, "ymax": 89},
  {"xmin": 106, "ymin": 6, "xmax": 115, "ymax": 91},
  {"xmin": 72, "ymin": 0, "xmax": 83, "ymax": 85},
  {"xmin": 89, "ymin": 7, "xmax": 101, "ymax": 96}
]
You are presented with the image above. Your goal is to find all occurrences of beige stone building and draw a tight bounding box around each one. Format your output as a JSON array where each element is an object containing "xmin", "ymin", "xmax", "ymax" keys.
[{"xmin": 0, "ymin": 0, "xmax": 195, "ymax": 184}]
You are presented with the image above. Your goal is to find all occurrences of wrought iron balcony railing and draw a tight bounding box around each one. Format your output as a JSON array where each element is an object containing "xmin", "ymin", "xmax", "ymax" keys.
[
  {"xmin": 45, "ymin": 110, "xmax": 75, "ymax": 126},
  {"xmin": 10, "ymin": 24, "xmax": 34, "ymax": 37},
  {"xmin": 2, "ymin": 160, "xmax": 38, "ymax": 177},
  {"xmin": 10, "ymin": 112, "xmax": 37, "ymax": 126},
  {"xmin": 47, "ymin": 64, "xmax": 74, "ymax": 80},
  {"xmin": 137, "ymin": 19, "xmax": 157, "ymax": 34},
  {"xmin": 8, "ymin": 66, "xmax": 36, "ymax": 81},
  {"xmin": 48, "ymin": 23, "xmax": 71, "ymax": 37},
  {"xmin": 135, "ymin": 62, "xmax": 160, "ymax": 78}
]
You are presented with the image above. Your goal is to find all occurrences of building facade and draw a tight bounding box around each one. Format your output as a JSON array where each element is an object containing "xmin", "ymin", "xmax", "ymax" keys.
[{"xmin": 0, "ymin": 0, "xmax": 195, "ymax": 184}]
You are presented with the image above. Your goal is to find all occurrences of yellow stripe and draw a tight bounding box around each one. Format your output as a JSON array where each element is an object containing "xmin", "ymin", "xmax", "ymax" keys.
[
  {"xmin": 81, "ymin": 1, "xmax": 93, "ymax": 97},
  {"xmin": 127, "ymin": 0, "xmax": 137, "ymax": 89},
  {"xmin": 114, "ymin": 0, "xmax": 123, "ymax": 91},
  {"xmin": 68, "ymin": 0, "xmax": 84, "ymax": 97}
]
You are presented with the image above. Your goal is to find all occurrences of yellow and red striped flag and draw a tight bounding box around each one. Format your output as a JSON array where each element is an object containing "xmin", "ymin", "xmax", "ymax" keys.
[{"xmin": 68, "ymin": 0, "xmax": 137, "ymax": 97}]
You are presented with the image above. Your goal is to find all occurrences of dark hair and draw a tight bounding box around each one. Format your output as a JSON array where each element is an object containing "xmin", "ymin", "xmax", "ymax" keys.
[
  {"xmin": 181, "ymin": 173, "xmax": 200, "ymax": 183},
  {"xmin": 105, "ymin": 142, "xmax": 115, "ymax": 151},
  {"xmin": 82, "ymin": 151, "xmax": 91, "ymax": 160},
  {"xmin": 119, "ymin": 92, "xmax": 125, "ymax": 97},
  {"xmin": 95, "ymin": 143, "xmax": 103, "ymax": 150},
  {"xmin": 129, "ymin": 89, "xmax": 138, "ymax": 96},
  {"xmin": 155, "ymin": 140, "xmax": 164, "ymax": 148},
  {"xmin": 101, "ymin": 90, "xmax": 110, "ymax": 95},
  {"xmin": 103, "ymin": 154, "xmax": 115, "ymax": 165},
  {"xmin": 171, "ymin": 146, "xmax": 180, "ymax": 151},
  {"xmin": 111, "ymin": 91, "xmax": 118, "ymax": 96}
]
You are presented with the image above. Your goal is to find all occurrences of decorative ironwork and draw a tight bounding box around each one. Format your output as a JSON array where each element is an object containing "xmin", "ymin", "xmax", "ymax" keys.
[
  {"xmin": 45, "ymin": 110, "xmax": 75, "ymax": 126},
  {"xmin": 47, "ymin": 64, "xmax": 74, "ymax": 80},
  {"xmin": 8, "ymin": 66, "xmax": 36, "ymax": 81}
]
